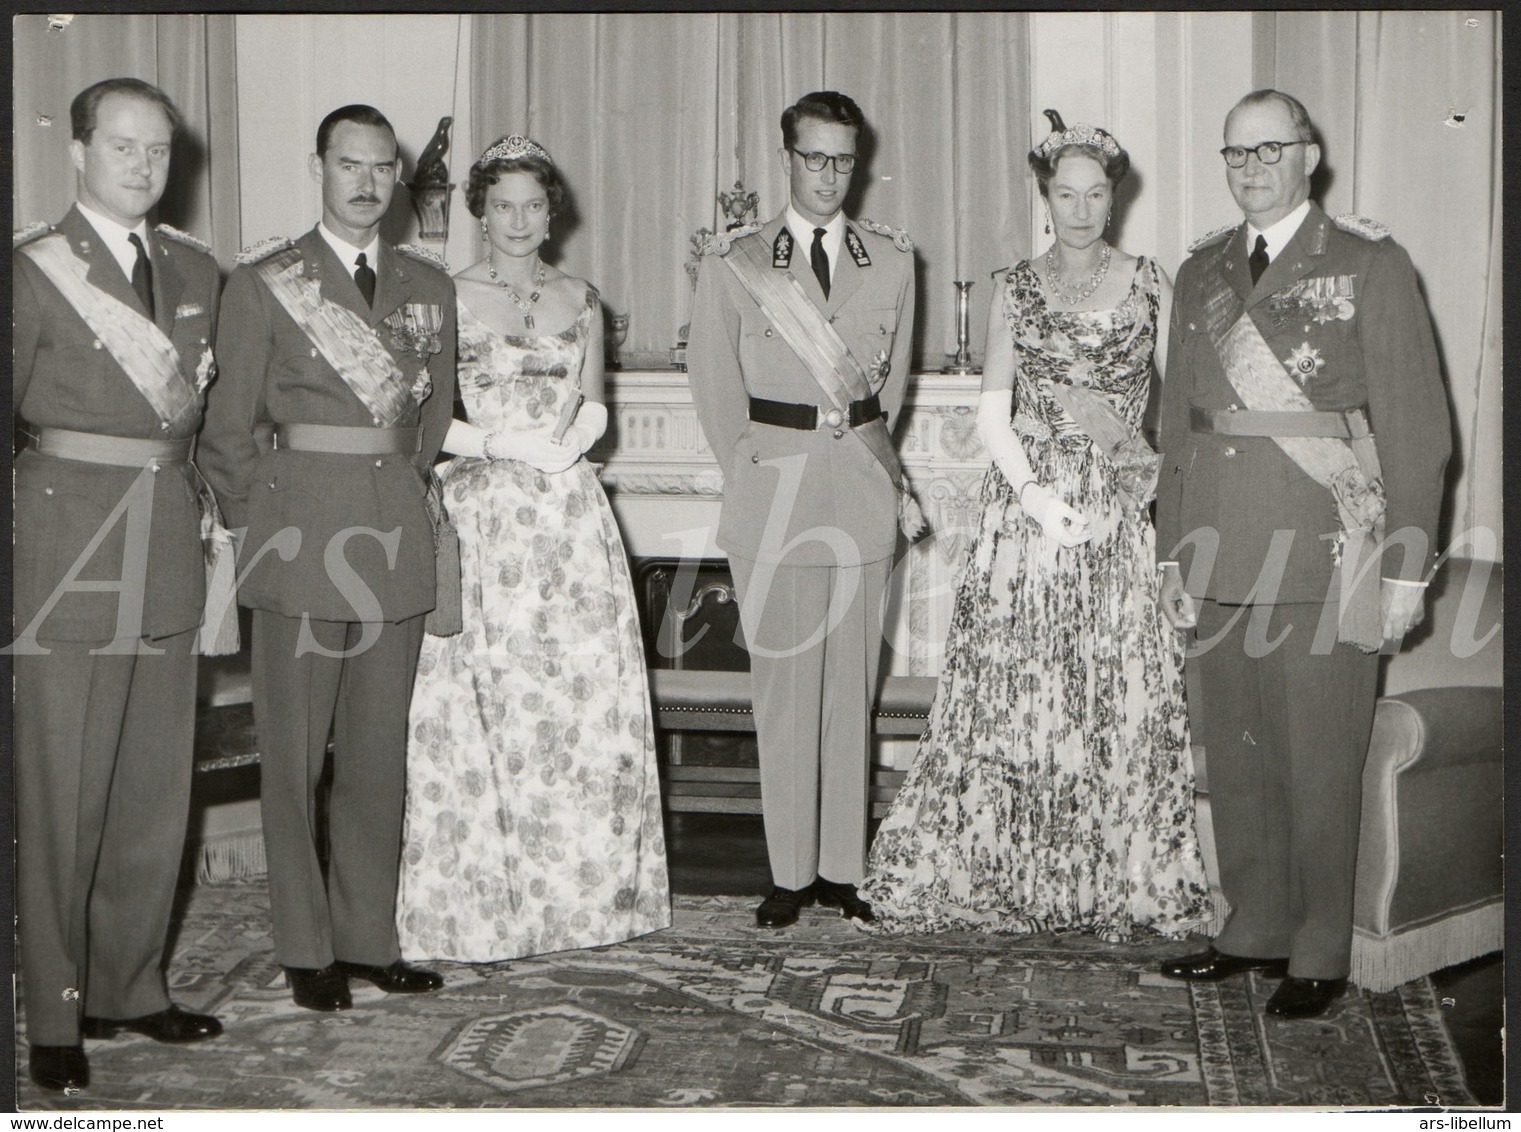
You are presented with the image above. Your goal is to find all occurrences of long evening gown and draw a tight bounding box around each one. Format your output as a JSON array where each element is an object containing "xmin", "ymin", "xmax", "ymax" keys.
[
  {"xmin": 861, "ymin": 258, "xmax": 1209, "ymax": 942},
  {"xmin": 396, "ymin": 288, "xmax": 670, "ymax": 962}
]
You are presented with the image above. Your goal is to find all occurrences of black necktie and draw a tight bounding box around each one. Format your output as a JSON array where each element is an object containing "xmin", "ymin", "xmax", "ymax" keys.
[
  {"xmin": 1249, "ymin": 234, "xmax": 1270, "ymax": 285},
  {"xmin": 810, "ymin": 227, "xmax": 831, "ymax": 299},
  {"xmin": 354, "ymin": 251, "xmax": 377, "ymax": 306},
  {"xmin": 127, "ymin": 232, "xmax": 154, "ymax": 320}
]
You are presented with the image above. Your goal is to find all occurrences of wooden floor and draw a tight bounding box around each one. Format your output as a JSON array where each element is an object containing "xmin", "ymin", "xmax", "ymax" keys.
[{"xmin": 662, "ymin": 811, "xmax": 1505, "ymax": 1107}]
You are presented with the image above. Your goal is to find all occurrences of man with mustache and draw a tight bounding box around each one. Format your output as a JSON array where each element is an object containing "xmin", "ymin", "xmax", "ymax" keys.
[
  {"xmin": 12, "ymin": 76, "xmax": 223, "ymax": 1093},
  {"xmin": 199, "ymin": 104, "xmax": 456, "ymax": 1012}
]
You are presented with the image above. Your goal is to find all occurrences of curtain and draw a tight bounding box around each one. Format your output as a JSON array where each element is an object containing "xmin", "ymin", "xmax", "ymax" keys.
[
  {"xmin": 470, "ymin": 12, "xmax": 1032, "ymax": 371},
  {"xmin": 12, "ymin": 13, "xmax": 241, "ymax": 263},
  {"xmin": 1266, "ymin": 9, "xmax": 1502, "ymax": 547}
]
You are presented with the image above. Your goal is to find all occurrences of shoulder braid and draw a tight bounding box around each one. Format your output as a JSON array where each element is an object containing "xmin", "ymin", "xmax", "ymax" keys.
[
  {"xmin": 155, "ymin": 223, "xmax": 213, "ymax": 255},
  {"xmin": 396, "ymin": 243, "xmax": 450, "ymax": 272},
  {"xmin": 235, "ymin": 235, "xmax": 296, "ymax": 266},
  {"xmin": 1331, "ymin": 213, "xmax": 1391, "ymax": 241},
  {"xmin": 855, "ymin": 217, "xmax": 914, "ymax": 253},
  {"xmin": 700, "ymin": 222, "xmax": 763, "ymax": 257}
]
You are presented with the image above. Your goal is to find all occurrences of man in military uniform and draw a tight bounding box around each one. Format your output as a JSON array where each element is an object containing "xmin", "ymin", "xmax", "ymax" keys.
[
  {"xmin": 198, "ymin": 104, "xmax": 455, "ymax": 1011},
  {"xmin": 687, "ymin": 91, "xmax": 916, "ymax": 929},
  {"xmin": 1155, "ymin": 90, "xmax": 1451, "ymax": 1017},
  {"xmin": 12, "ymin": 77, "xmax": 224, "ymax": 1093}
]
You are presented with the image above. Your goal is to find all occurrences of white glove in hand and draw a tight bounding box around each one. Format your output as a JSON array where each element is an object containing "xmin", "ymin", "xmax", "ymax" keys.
[
  {"xmin": 564, "ymin": 401, "xmax": 609, "ymax": 455},
  {"xmin": 494, "ymin": 431, "xmax": 580, "ymax": 474},
  {"xmin": 1020, "ymin": 483, "xmax": 1092, "ymax": 549}
]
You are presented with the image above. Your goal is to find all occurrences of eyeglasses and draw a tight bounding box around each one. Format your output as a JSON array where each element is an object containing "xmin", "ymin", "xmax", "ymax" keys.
[
  {"xmin": 1220, "ymin": 140, "xmax": 1306, "ymax": 168},
  {"xmin": 790, "ymin": 148, "xmax": 856, "ymax": 174}
]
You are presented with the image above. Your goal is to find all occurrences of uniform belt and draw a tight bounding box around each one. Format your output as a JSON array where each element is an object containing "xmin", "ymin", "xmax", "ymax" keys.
[
  {"xmin": 1190, "ymin": 405, "xmax": 1354, "ymax": 439},
  {"xmin": 31, "ymin": 427, "xmax": 193, "ymax": 466},
  {"xmin": 748, "ymin": 394, "xmax": 884, "ymax": 431},
  {"xmin": 273, "ymin": 423, "xmax": 421, "ymax": 455}
]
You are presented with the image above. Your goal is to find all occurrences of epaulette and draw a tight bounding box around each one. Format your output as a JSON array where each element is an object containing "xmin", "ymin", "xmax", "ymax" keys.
[
  {"xmin": 396, "ymin": 243, "xmax": 450, "ymax": 272},
  {"xmin": 1188, "ymin": 223, "xmax": 1237, "ymax": 254},
  {"xmin": 700, "ymin": 222, "xmax": 762, "ymax": 256},
  {"xmin": 235, "ymin": 235, "xmax": 295, "ymax": 266},
  {"xmin": 155, "ymin": 223, "xmax": 212, "ymax": 255},
  {"xmin": 13, "ymin": 221, "xmax": 53, "ymax": 248},
  {"xmin": 1332, "ymin": 213, "xmax": 1391, "ymax": 241},
  {"xmin": 855, "ymin": 217, "xmax": 914, "ymax": 253}
]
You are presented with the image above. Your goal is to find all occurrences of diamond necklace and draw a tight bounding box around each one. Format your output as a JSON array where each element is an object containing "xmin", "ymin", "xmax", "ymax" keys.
[
  {"xmin": 1045, "ymin": 241, "xmax": 1112, "ymax": 306},
  {"xmin": 486, "ymin": 254, "xmax": 546, "ymax": 330}
]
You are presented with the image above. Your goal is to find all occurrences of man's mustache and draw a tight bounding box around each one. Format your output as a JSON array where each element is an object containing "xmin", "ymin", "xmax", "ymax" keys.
[{"xmin": 349, "ymin": 194, "xmax": 383, "ymax": 204}]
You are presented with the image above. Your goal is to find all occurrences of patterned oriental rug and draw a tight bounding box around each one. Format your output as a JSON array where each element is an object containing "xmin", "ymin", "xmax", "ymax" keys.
[{"xmin": 15, "ymin": 883, "xmax": 1473, "ymax": 1110}]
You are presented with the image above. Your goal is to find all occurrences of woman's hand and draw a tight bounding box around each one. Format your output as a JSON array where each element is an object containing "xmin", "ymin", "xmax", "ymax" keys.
[
  {"xmin": 490, "ymin": 431, "xmax": 580, "ymax": 474},
  {"xmin": 1020, "ymin": 483, "xmax": 1092, "ymax": 547}
]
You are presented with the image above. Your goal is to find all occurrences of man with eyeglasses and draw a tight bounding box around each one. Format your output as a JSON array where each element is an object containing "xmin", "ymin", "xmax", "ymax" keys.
[
  {"xmin": 688, "ymin": 90, "xmax": 916, "ymax": 929},
  {"xmin": 1155, "ymin": 90, "xmax": 1450, "ymax": 1017}
]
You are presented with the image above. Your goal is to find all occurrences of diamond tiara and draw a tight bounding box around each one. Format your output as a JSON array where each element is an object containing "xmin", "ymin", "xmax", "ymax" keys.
[
  {"xmin": 1035, "ymin": 122, "xmax": 1121, "ymax": 161},
  {"xmin": 479, "ymin": 134, "xmax": 553, "ymax": 166}
]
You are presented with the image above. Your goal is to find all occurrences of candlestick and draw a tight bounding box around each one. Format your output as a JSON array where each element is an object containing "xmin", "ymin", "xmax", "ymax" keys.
[{"xmin": 944, "ymin": 280, "xmax": 977, "ymax": 374}]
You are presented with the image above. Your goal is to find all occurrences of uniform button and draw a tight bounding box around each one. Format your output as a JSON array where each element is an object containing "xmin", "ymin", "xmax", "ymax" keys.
[
  {"xmin": 833, "ymin": 429, "xmax": 844, "ymax": 439},
  {"xmin": 375, "ymin": 459, "xmax": 384, "ymax": 468},
  {"xmin": 372, "ymin": 416, "xmax": 382, "ymax": 426},
  {"xmin": 93, "ymin": 339, "xmax": 103, "ymax": 350},
  {"xmin": 1228, "ymin": 403, "xmax": 1239, "ymax": 412},
  {"xmin": 1223, "ymin": 446, "xmax": 1237, "ymax": 457},
  {"xmin": 44, "ymin": 487, "xmax": 53, "ymax": 496},
  {"xmin": 750, "ymin": 454, "xmax": 759, "ymax": 464},
  {"xmin": 764, "ymin": 329, "xmax": 773, "ymax": 338},
  {"xmin": 268, "ymin": 482, "xmax": 276, "ymax": 489},
  {"xmin": 150, "ymin": 463, "xmax": 160, "ymax": 473},
  {"xmin": 310, "ymin": 348, "xmax": 318, "ymax": 357}
]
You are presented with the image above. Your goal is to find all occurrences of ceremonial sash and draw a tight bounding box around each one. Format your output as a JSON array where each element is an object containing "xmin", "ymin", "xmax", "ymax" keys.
[
  {"xmin": 1199, "ymin": 258, "xmax": 1385, "ymax": 651},
  {"xmin": 255, "ymin": 247, "xmax": 415, "ymax": 427},
  {"xmin": 20, "ymin": 234, "xmax": 199, "ymax": 432},
  {"xmin": 1044, "ymin": 382, "xmax": 1159, "ymax": 510},
  {"xmin": 721, "ymin": 235, "xmax": 925, "ymax": 540}
]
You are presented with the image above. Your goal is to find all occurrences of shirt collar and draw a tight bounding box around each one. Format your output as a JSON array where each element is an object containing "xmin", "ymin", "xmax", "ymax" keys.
[
  {"xmin": 784, "ymin": 204, "xmax": 845, "ymax": 279},
  {"xmin": 318, "ymin": 222, "xmax": 381, "ymax": 273},
  {"xmin": 75, "ymin": 200, "xmax": 151, "ymax": 280},
  {"xmin": 1247, "ymin": 199, "xmax": 1312, "ymax": 263}
]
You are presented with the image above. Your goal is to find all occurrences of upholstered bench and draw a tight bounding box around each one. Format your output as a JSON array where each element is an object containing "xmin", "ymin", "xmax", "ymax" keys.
[{"xmin": 649, "ymin": 668, "xmax": 936, "ymax": 816}]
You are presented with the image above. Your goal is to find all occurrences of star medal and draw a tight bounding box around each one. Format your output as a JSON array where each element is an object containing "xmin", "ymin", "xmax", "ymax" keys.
[{"xmin": 1285, "ymin": 342, "xmax": 1325, "ymax": 386}]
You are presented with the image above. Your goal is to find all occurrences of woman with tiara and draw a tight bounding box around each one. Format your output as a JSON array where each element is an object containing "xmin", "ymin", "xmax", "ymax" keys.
[
  {"xmin": 861, "ymin": 112, "xmax": 1209, "ymax": 941},
  {"xmin": 397, "ymin": 135, "xmax": 669, "ymax": 962}
]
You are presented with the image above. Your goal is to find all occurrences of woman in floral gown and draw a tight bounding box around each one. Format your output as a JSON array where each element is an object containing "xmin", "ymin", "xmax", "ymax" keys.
[
  {"xmin": 861, "ymin": 113, "xmax": 1208, "ymax": 941},
  {"xmin": 397, "ymin": 136, "xmax": 669, "ymax": 962}
]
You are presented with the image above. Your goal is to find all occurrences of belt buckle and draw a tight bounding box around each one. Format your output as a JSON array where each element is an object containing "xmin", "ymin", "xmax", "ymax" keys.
[{"xmin": 822, "ymin": 407, "xmax": 844, "ymax": 429}]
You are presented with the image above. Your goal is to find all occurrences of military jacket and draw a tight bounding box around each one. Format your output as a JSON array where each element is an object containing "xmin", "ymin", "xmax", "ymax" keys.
[
  {"xmin": 686, "ymin": 212, "xmax": 915, "ymax": 567},
  {"xmin": 198, "ymin": 227, "xmax": 456, "ymax": 622},
  {"xmin": 1156, "ymin": 202, "xmax": 1451, "ymax": 604},
  {"xmin": 13, "ymin": 206, "xmax": 220, "ymax": 641}
]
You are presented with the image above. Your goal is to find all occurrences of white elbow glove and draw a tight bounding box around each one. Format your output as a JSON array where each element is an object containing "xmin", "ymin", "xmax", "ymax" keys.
[
  {"xmin": 976, "ymin": 388, "xmax": 1091, "ymax": 552},
  {"xmin": 564, "ymin": 400, "xmax": 608, "ymax": 455},
  {"xmin": 486, "ymin": 430, "xmax": 580, "ymax": 474}
]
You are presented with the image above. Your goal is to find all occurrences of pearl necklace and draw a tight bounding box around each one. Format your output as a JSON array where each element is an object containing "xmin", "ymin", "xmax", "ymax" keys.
[
  {"xmin": 486, "ymin": 255, "xmax": 546, "ymax": 330},
  {"xmin": 1045, "ymin": 242, "xmax": 1112, "ymax": 306}
]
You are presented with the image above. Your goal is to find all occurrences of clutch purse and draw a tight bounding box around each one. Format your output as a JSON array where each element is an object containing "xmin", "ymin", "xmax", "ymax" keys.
[{"xmin": 423, "ymin": 468, "xmax": 463, "ymax": 637}]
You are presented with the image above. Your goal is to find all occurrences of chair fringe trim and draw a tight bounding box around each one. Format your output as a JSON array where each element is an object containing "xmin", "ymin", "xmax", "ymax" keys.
[
  {"xmin": 194, "ymin": 831, "xmax": 268, "ymax": 885},
  {"xmin": 1351, "ymin": 901, "xmax": 1502, "ymax": 992}
]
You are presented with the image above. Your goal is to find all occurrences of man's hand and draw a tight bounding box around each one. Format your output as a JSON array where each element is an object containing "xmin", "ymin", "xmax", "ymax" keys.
[
  {"xmin": 1158, "ymin": 562, "xmax": 1197, "ymax": 630},
  {"xmin": 1380, "ymin": 579, "xmax": 1426, "ymax": 648}
]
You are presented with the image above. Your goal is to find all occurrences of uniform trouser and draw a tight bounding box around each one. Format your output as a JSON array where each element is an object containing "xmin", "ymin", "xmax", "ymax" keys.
[
  {"xmin": 252, "ymin": 610, "xmax": 425, "ymax": 969},
  {"xmin": 728, "ymin": 555, "xmax": 892, "ymax": 891},
  {"xmin": 1191, "ymin": 598, "xmax": 1378, "ymax": 979},
  {"xmin": 15, "ymin": 626, "xmax": 197, "ymax": 1046}
]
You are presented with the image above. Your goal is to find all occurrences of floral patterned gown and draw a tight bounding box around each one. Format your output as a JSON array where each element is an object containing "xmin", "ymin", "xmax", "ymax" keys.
[
  {"xmin": 861, "ymin": 258, "xmax": 1209, "ymax": 941},
  {"xmin": 397, "ymin": 289, "xmax": 670, "ymax": 962}
]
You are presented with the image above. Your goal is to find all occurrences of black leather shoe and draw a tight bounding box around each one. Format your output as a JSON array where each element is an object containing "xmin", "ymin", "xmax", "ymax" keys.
[
  {"xmin": 814, "ymin": 878, "xmax": 876, "ymax": 923},
  {"xmin": 1159, "ymin": 946, "xmax": 1290, "ymax": 981},
  {"xmin": 29, "ymin": 1045, "xmax": 88, "ymax": 1092},
  {"xmin": 82, "ymin": 1003, "xmax": 223, "ymax": 1044},
  {"xmin": 333, "ymin": 959, "xmax": 443, "ymax": 994},
  {"xmin": 756, "ymin": 885, "xmax": 815, "ymax": 928},
  {"xmin": 1266, "ymin": 976, "xmax": 1346, "ymax": 1019},
  {"xmin": 285, "ymin": 964, "xmax": 352, "ymax": 1011}
]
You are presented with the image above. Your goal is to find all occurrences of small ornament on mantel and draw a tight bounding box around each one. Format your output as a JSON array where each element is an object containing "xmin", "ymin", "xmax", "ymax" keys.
[{"xmin": 407, "ymin": 115, "xmax": 454, "ymax": 242}]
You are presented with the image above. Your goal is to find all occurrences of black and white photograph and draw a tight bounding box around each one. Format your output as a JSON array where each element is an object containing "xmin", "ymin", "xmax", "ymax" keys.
[{"xmin": 5, "ymin": 7, "xmax": 1504, "ymax": 1115}]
